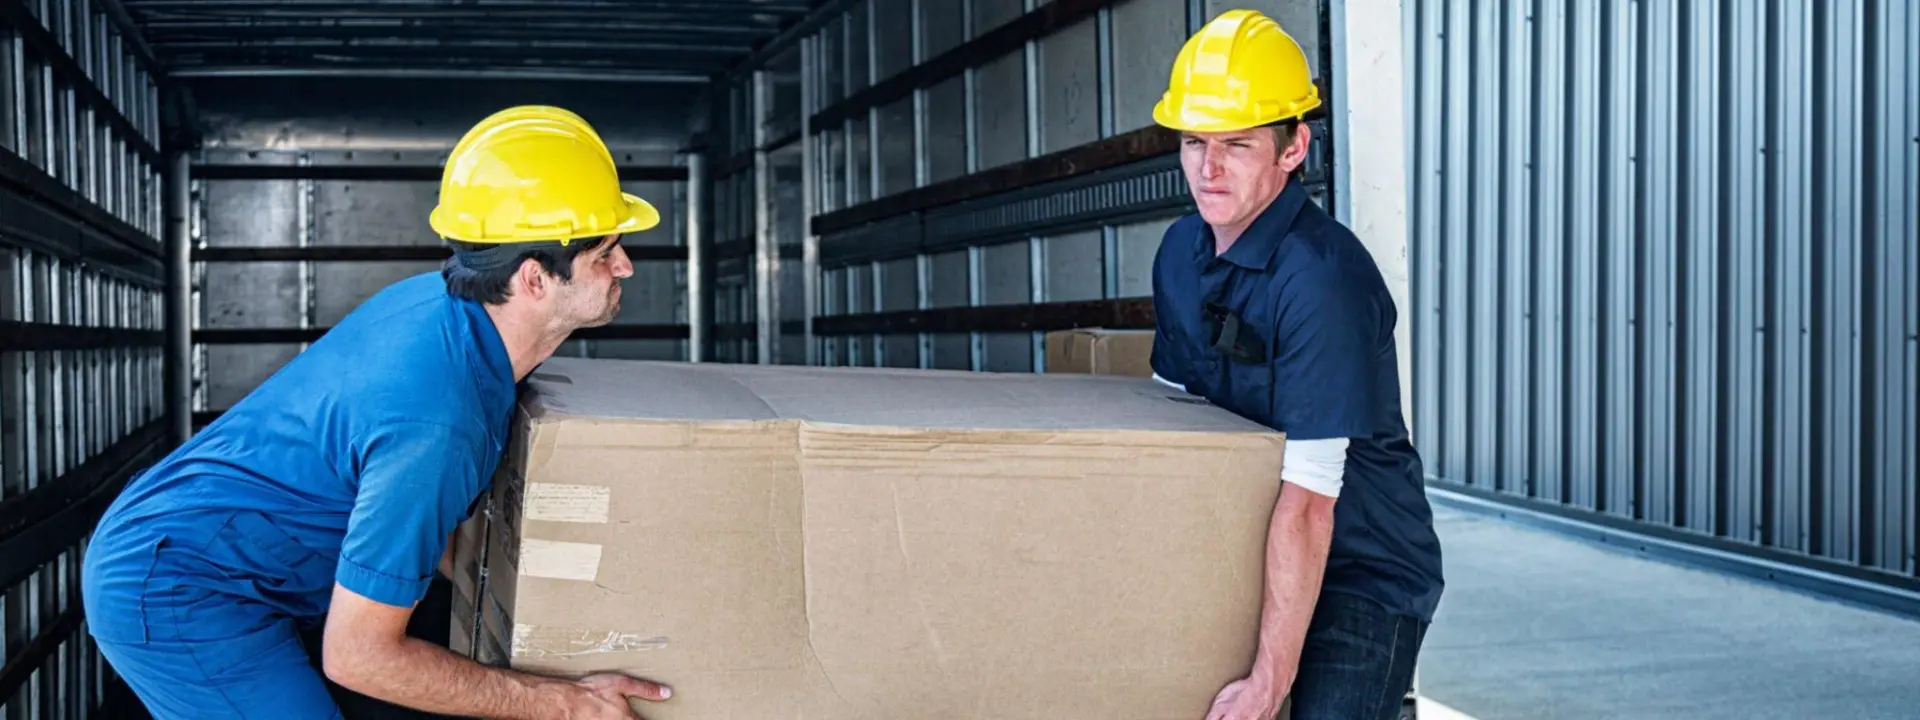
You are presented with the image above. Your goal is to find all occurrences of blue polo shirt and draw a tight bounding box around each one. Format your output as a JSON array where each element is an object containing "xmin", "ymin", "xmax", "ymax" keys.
[
  {"xmin": 84, "ymin": 271, "xmax": 518, "ymax": 643},
  {"xmin": 1149, "ymin": 180, "xmax": 1444, "ymax": 622}
]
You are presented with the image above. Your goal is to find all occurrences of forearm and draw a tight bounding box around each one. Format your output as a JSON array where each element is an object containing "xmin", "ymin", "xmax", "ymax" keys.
[
  {"xmin": 329, "ymin": 635, "xmax": 582, "ymax": 719},
  {"xmin": 1248, "ymin": 486, "xmax": 1335, "ymax": 695}
]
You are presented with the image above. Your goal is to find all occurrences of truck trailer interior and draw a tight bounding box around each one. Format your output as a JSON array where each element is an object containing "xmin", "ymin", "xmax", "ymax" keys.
[{"xmin": 2, "ymin": 0, "xmax": 1917, "ymax": 718}]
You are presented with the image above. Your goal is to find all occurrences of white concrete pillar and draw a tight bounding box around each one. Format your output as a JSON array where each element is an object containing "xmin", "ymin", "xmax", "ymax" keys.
[{"xmin": 1331, "ymin": 0, "xmax": 1415, "ymax": 437}]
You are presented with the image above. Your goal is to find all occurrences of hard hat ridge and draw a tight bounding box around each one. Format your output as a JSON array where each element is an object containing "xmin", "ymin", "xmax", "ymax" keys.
[
  {"xmin": 429, "ymin": 105, "xmax": 660, "ymax": 246},
  {"xmin": 1152, "ymin": 9, "xmax": 1322, "ymax": 133}
]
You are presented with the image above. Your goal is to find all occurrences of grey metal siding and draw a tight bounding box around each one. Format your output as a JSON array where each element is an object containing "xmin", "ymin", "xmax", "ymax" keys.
[{"xmin": 1408, "ymin": 0, "xmax": 1918, "ymax": 583}]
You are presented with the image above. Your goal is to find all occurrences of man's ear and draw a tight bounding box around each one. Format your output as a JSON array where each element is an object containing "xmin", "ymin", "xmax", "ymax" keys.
[
  {"xmin": 513, "ymin": 257, "xmax": 549, "ymax": 300},
  {"xmin": 1277, "ymin": 123, "xmax": 1311, "ymax": 174}
]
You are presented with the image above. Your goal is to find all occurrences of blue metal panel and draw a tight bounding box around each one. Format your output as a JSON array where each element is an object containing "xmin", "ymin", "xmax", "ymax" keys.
[
  {"xmin": 1680, "ymin": 0, "xmax": 1722, "ymax": 536},
  {"xmin": 1868, "ymin": 0, "xmax": 1915, "ymax": 574},
  {"xmin": 1471, "ymin": 0, "xmax": 1500, "ymax": 493},
  {"xmin": 1499, "ymin": 0, "xmax": 1533, "ymax": 500},
  {"xmin": 1906, "ymin": 0, "xmax": 1920, "ymax": 577},
  {"xmin": 1566, "ymin": 0, "xmax": 1600, "ymax": 512},
  {"xmin": 1768, "ymin": 0, "xmax": 1814, "ymax": 554},
  {"xmin": 1641, "ymin": 0, "xmax": 1679, "ymax": 526},
  {"xmin": 1410, "ymin": 0, "xmax": 1444, "ymax": 468},
  {"xmin": 1410, "ymin": 0, "xmax": 1920, "ymax": 588},
  {"xmin": 1533, "ymin": 0, "xmax": 1568, "ymax": 505},
  {"xmin": 1726, "ymin": 0, "xmax": 1764, "ymax": 543},
  {"xmin": 1818, "ymin": 0, "xmax": 1865, "ymax": 564},
  {"xmin": 1441, "ymin": 0, "xmax": 1471, "ymax": 487},
  {"xmin": 1600, "ymin": 0, "xmax": 1636, "ymax": 519}
]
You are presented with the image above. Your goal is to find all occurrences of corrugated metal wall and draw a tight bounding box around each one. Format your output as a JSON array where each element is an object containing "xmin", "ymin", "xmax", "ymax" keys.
[
  {"xmin": 707, "ymin": 0, "xmax": 1333, "ymax": 373},
  {"xmin": 179, "ymin": 77, "xmax": 698, "ymax": 423},
  {"xmin": 1, "ymin": 1, "xmax": 166, "ymax": 717},
  {"xmin": 1407, "ymin": 0, "xmax": 1917, "ymax": 583}
]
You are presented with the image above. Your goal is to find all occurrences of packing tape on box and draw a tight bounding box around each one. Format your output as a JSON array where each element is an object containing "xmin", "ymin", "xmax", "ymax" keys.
[
  {"xmin": 524, "ymin": 483, "xmax": 611, "ymax": 524},
  {"xmin": 519, "ymin": 538, "xmax": 603, "ymax": 581},
  {"xmin": 512, "ymin": 624, "xmax": 670, "ymax": 659}
]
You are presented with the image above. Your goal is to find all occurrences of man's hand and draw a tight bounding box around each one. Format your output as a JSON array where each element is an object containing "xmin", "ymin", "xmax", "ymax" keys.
[
  {"xmin": 1205, "ymin": 676, "xmax": 1283, "ymax": 720},
  {"xmin": 569, "ymin": 673, "xmax": 673, "ymax": 719},
  {"xmin": 323, "ymin": 582, "xmax": 675, "ymax": 719},
  {"xmin": 1213, "ymin": 481, "xmax": 1336, "ymax": 720}
]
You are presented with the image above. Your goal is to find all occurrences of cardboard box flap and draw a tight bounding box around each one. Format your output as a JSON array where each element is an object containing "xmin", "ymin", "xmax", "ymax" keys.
[
  {"xmin": 523, "ymin": 357, "xmax": 1267, "ymax": 435},
  {"xmin": 1044, "ymin": 327, "xmax": 1156, "ymax": 377}
]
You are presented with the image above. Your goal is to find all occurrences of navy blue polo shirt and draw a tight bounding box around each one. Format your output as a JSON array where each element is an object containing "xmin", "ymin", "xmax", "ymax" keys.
[{"xmin": 1149, "ymin": 180, "xmax": 1444, "ymax": 622}]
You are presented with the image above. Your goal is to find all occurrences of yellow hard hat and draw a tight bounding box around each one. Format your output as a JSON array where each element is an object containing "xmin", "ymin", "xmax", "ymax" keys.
[
  {"xmin": 429, "ymin": 105, "xmax": 660, "ymax": 245},
  {"xmin": 1152, "ymin": 9, "xmax": 1321, "ymax": 132}
]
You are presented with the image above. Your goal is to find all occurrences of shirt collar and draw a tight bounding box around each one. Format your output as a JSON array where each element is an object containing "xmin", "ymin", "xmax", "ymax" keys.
[{"xmin": 1196, "ymin": 179, "xmax": 1310, "ymax": 271}]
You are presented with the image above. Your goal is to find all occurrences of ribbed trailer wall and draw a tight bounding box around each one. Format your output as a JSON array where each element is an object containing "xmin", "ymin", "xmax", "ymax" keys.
[
  {"xmin": 0, "ymin": 2, "xmax": 167, "ymax": 717},
  {"xmin": 175, "ymin": 78, "xmax": 700, "ymax": 428},
  {"xmin": 704, "ymin": 0, "xmax": 1335, "ymax": 370},
  {"xmin": 1408, "ymin": 0, "xmax": 1919, "ymax": 603}
]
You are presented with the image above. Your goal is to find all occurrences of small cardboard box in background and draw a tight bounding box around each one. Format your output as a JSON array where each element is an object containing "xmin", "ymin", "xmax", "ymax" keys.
[
  {"xmin": 1044, "ymin": 327, "xmax": 1156, "ymax": 377},
  {"xmin": 451, "ymin": 357, "xmax": 1286, "ymax": 719}
]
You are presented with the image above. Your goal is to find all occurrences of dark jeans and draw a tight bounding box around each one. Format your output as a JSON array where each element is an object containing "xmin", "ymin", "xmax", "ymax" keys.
[{"xmin": 1287, "ymin": 591, "xmax": 1428, "ymax": 720}]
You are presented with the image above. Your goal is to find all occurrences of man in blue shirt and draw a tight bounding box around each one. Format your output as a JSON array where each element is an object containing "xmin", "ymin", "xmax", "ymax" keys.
[
  {"xmin": 1147, "ymin": 11, "xmax": 1443, "ymax": 720},
  {"xmin": 81, "ymin": 106, "xmax": 674, "ymax": 719}
]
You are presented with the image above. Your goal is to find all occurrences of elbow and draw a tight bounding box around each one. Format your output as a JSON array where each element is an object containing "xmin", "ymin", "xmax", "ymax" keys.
[
  {"xmin": 321, "ymin": 648, "xmax": 364, "ymax": 691},
  {"xmin": 1275, "ymin": 482, "xmax": 1339, "ymax": 536},
  {"xmin": 321, "ymin": 631, "xmax": 386, "ymax": 694}
]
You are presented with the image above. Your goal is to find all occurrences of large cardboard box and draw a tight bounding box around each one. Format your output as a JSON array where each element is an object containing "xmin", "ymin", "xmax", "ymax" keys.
[
  {"xmin": 450, "ymin": 357, "xmax": 1285, "ymax": 719},
  {"xmin": 1044, "ymin": 327, "xmax": 1157, "ymax": 377}
]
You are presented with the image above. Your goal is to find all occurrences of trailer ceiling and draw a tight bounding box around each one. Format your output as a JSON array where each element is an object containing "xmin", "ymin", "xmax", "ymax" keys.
[{"xmin": 118, "ymin": 0, "xmax": 823, "ymax": 83}]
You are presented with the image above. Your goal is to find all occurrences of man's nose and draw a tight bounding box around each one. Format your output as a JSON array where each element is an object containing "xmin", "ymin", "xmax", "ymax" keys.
[
  {"xmin": 612, "ymin": 247, "xmax": 635, "ymax": 278},
  {"xmin": 1201, "ymin": 144, "xmax": 1227, "ymax": 177}
]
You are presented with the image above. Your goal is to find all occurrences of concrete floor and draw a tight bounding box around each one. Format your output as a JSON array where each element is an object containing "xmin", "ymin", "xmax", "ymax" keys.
[{"xmin": 1416, "ymin": 492, "xmax": 1920, "ymax": 720}]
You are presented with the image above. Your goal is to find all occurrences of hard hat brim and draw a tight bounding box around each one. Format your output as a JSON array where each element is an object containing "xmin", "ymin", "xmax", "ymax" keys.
[
  {"xmin": 432, "ymin": 192, "xmax": 661, "ymax": 246},
  {"xmin": 1152, "ymin": 97, "xmax": 1322, "ymax": 133},
  {"xmin": 615, "ymin": 193, "xmax": 662, "ymax": 235}
]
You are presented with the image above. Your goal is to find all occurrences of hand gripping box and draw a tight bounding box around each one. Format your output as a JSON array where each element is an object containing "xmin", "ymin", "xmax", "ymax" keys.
[{"xmin": 449, "ymin": 357, "xmax": 1285, "ymax": 719}]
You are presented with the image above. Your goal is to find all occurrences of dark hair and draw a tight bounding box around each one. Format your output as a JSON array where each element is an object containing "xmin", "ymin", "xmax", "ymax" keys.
[{"xmin": 441, "ymin": 235, "xmax": 612, "ymax": 304}]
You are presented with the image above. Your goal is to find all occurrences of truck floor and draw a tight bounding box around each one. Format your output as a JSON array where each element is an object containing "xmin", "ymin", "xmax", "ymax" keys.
[{"xmin": 1416, "ymin": 492, "xmax": 1920, "ymax": 720}]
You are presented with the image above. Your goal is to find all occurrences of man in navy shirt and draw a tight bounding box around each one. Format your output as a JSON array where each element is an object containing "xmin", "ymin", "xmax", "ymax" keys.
[
  {"xmin": 1147, "ymin": 11, "xmax": 1443, "ymax": 720},
  {"xmin": 81, "ymin": 106, "xmax": 674, "ymax": 719}
]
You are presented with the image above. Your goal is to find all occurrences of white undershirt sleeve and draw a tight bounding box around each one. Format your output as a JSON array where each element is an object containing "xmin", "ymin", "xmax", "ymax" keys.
[{"xmin": 1282, "ymin": 437, "xmax": 1350, "ymax": 498}]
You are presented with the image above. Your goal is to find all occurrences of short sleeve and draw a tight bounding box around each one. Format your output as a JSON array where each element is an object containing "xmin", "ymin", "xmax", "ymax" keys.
[
  {"xmin": 337, "ymin": 421, "xmax": 492, "ymax": 607},
  {"xmin": 1269, "ymin": 262, "xmax": 1382, "ymax": 441},
  {"xmin": 1149, "ymin": 230, "xmax": 1188, "ymax": 390}
]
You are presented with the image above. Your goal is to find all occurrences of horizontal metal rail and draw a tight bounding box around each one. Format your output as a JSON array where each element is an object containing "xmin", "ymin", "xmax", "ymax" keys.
[
  {"xmin": 812, "ymin": 298, "xmax": 1154, "ymax": 336},
  {"xmin": 0, "ymin": 423, "xmax": 167, "ymax": 545},
  {"xmin": 192, "ymin": 163, "xmax": 689, "ymax": 183},
  {"xmin": 194, "ymin": 323, "xmax": 690, "ymax": 345},
  {"xmin": 0, "ymin": 604, "xmax": 84, "ymax": 708},
  {"xmin": 0, "ymin": 420, "xmax": 169, "ymax": 591},
  {"xmin": 192, "ymin": 243, "xmax": 690, "ymax": 263},
  {"xmin": 807, "ymin": 0, "xmax": 1118, "ymax": 131},
  {"xmin": 811, "ymin": 125, "xmax": 1181, "ymax": 236},
  {"xmin": 0, "ymin": 320, "xmax": 166, "ymax": 350},
  {"xmin": 0, "ymin": 152, "xmax": 164, "ymax": 265}
]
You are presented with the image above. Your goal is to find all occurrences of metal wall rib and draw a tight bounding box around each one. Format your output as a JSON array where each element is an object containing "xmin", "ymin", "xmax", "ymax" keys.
[
  {"xmin": 2, "ymin": 3, "xmax": 167, "ymax": 716},
  {"xmin": 1408, "ymin": 0, "xmax": 1918, "ymax": 585}
]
